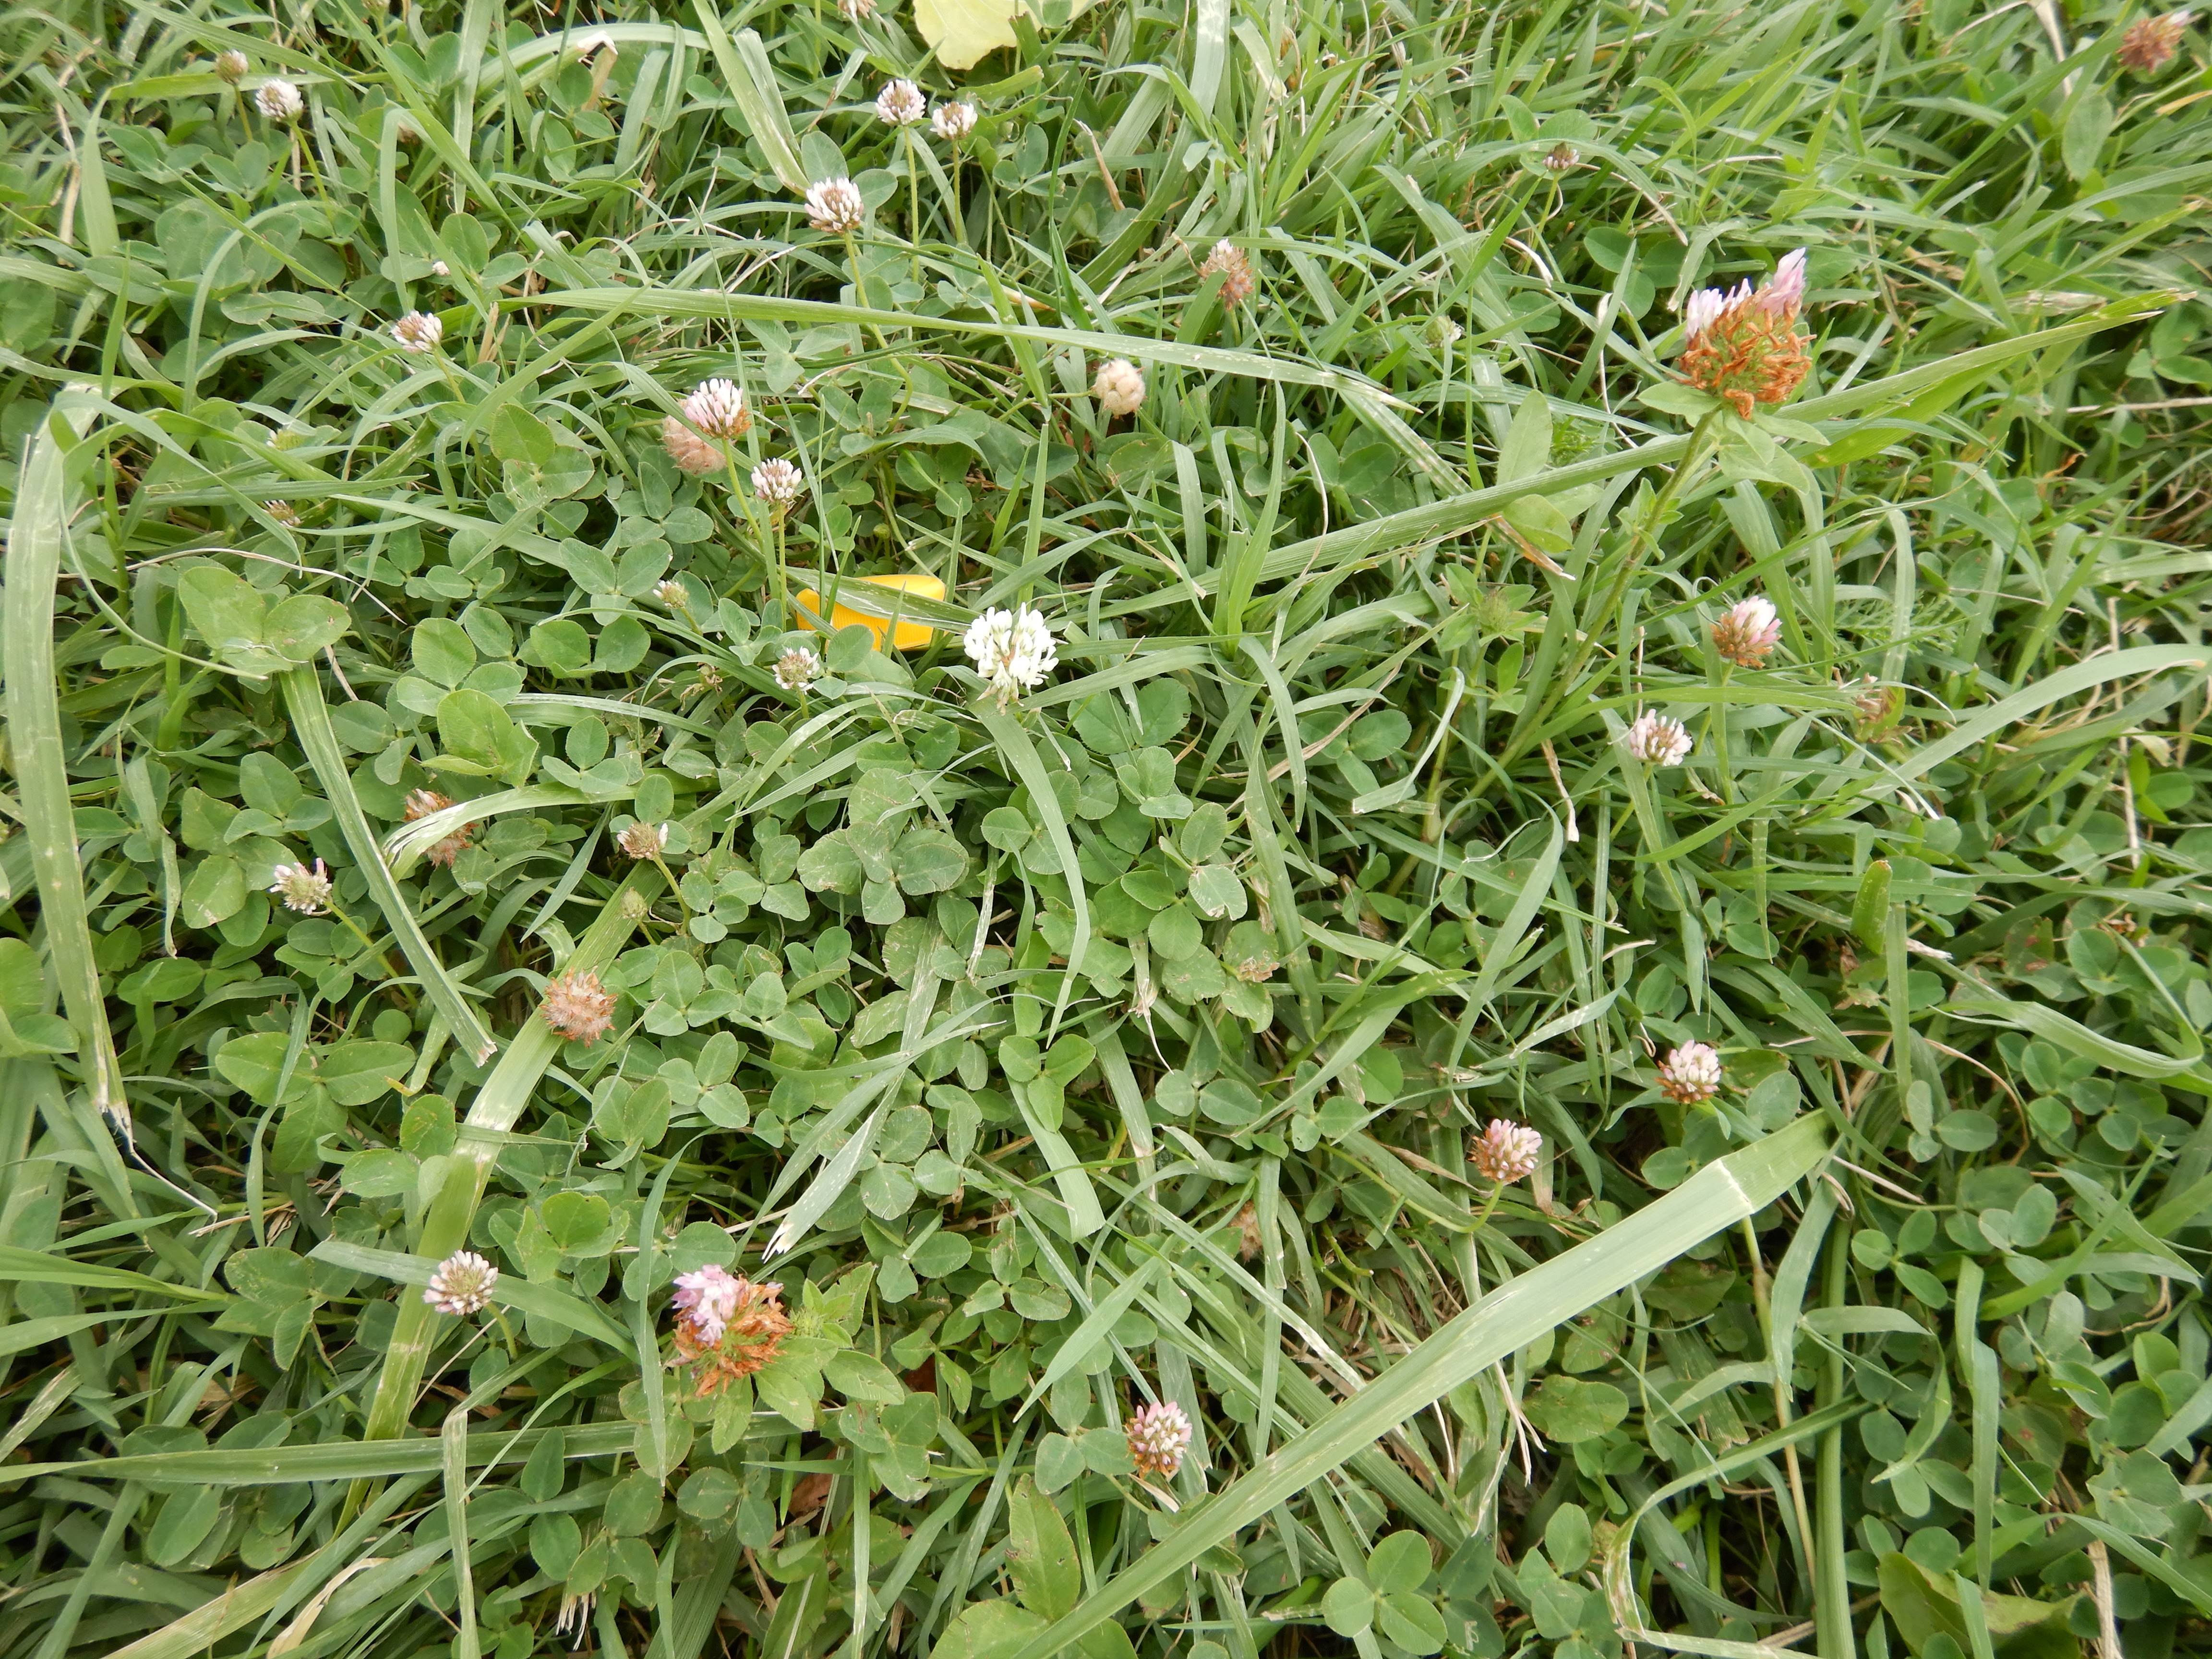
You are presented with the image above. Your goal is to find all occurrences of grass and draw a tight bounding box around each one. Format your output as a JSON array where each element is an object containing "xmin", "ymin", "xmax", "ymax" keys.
[{"xmin": 1, "ymin": 1, "xmax": 2211, "ymax": 1658}]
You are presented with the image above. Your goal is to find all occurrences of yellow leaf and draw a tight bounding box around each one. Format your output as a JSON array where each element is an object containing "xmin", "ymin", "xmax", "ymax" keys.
[
  {"xmin": 912, "ymin": 0, "xmax": 1094, "ymax": 70},
  {"xmin": 794, "ymin": 573, "xmax": 946, "ymax": 652}
]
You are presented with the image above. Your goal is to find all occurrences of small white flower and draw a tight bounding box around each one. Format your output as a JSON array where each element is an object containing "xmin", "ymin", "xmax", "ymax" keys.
[
  {"xmin": 391, "ymin": 311, "xmax": 443, "ymax": 354},
  {"xmin": 618, "ymin": 820, "xmax": 671, "ymax": 860},
  {"xmin": 1682, "ymin": 283, "xmax": 1740, "ymax": 346},
  {"xmin": 962, "ymin": 603, "xmax": 1058, "ymax": 708},
  {"xmin": 264, "ymin": 499, "xmax": 301, "ymax": 528},
  {"xmin": 1623, "ymin": 711, "xmax": 1692, "ymax": 767},
  {"xmin": 423, "ymin": 1250, "xmax": 500, "ymax": 1317},
  {"xmin": 1093, "ymin": 358, "xmax": 1146, "ymax": 417},
  {"xmin": 931, "ymin": 99, "xmax": 977, "ymax": 140},
  {"xmin": 430, "ymin": 259, "xmax": 449, "ymax": 277},
  {"xmin": 775, "ymin": 647, "xmax": 823, "ymax": 691},
  {"xmin": 681, "ymin": 378, "xmax": 748, "ymax": 440},
  {"xmin": 655, "ymin": 577, "xmax": 687, "ymax": 608},
  {"xmin": 876, "ymin": 79, "xmax": 926, "ymax": 126},
  {"xmin": 1712, "ymin": 595, "xmax": 1782, "ymax": 668},
  {"xmin": 806, "ymin": 177, "xmax": 866, "ymax": 235},
  {"xmin": 255, "ymin": 78, "xmax": 303, "ymax": 120},
  {"xmin": 268, "ymin": 858, "xmax": 334, "ymax": 914},
  {"xmin": 1657, "ymin": 1042, "xmax": 1724, "ymax": 1104},
  {"xmin": 214, "ymin": 49, "xmax": 249, "ymax": 83},
  {"xmin": 751, "ymin": 458, "xmax": 804, "ymax": 505},
  {"xmin": 1126, "ymin": 1400, "xmax": 1194, "ymax": 1479}
]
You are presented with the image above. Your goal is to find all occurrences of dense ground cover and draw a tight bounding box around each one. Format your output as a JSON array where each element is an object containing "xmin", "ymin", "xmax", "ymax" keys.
[{"xmin": 3, "ymin": 1, "xmax": 2212, "ymax": 1657}]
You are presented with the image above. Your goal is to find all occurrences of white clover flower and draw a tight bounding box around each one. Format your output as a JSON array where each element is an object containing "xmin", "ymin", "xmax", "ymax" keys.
[
  {"xmin": 806, "ymin": 177, "xmax": 866, "ymax": 234},
  {"xmin": 775, "ymin": 647, "xmax": 823, "ymax": 691},
  {"xmin": 618, "ymin": 821, "xmax": 671, "ymax": 860},
  {"xmin": 654, "ymin": 578, "xmax": 687, "ymax": 608},
  {"xmin": 876, "ymin": 79, "xmax": 925, "ymax": 126},
  {"xmin": 391, "ymin": 311, "xmax": 443, "ymax": 354},
  {"xmin": 269, "ymin": 858, "xmax": 334, "ymax": 914},
  {"xmin": 661, "ymin": 416, "xmax": 720, "ymax": 476},
  {"xmin": 214, "ymin": 49, "xmax": 250, "ymax": 83},
  {"xmin": 672, "ymin": 1263, "xmax": 742, "ymax": 1346},
  {"xmin": 1093, "ymin": 358, "xmax": 1146, "ymax": 417},
  {"xmin": 423, "ymin": 1250, "xmax": 499, "ymax": 1316},
  {"xmin": 931, "ymin": 99, "xmax": 977, "ymax": 140},
  {"xmin": 264, "ymin": 499, "xmax": 301, "ymax": 528},
  {"xmin": 751, "ymin": 458, "xmax": 804, "ymax": 505},
  {"xmin": 1657, "ymin": 1041, "xmax": 1724, "ymax": 1104},
  {"xmin": 255, "ymin": 79, "xmax": 303, "ymax": 120},
  {"xmin": 682, "ymin": 378, "xmax": 748, "ymax": 440},
  {"xmin": 1623, "ymin": 710, "xmax": 1693, "ymax": 767},
  {"xmin": 1126, "ymin": 1400, "xmax": 1194, "ymax": 1479},
  {"xmin": 430, "ymin": 259, "xmax": 449, "ymax": 277},
  {"xmin": 1470, "ymin": 1119, "xmax": 1542, "ymax": 1184},
  {"xmin": 1712, "ymin": 595, "xmax": 1782, "ymax": 668},
  {"xmin": 962, "ymin": 604, "xmax": 1058, "ymax": 708}
]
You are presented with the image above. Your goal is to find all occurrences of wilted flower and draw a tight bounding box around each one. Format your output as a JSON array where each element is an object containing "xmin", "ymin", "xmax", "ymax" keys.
[
  {"xmin": 774, "ymin": 647, "xmax": 823, "ymax": 691},
  {"xmin": 672, "ymin": 1267, "xmax": 793, "ymax": 1393},
  {"xmin": 255, "ymin": 79, "xmax": 302, "ymax": 119},
  {"xmin": 806, "ymin": 177, "xmax": 867, "ymax": 234},
  {"xmin": 1234, "ymin": 1202, "xmax": 1262, "ymax": 1259},
  {"xmin": 1229, "ymin": 949, "xmax": 1279, "ymax": 984},
  {"xmin": 2119, "ymin": 11, "xmax": 2189, "ymax": 74},
  {"xmin": 1852, "ymin": 676, "xmax": 1904, "ymax": 737},
  {"xmin": 692, "ymin": 663, "xmax": 725, "ymax": 694},
  {"xmin": 1712, "ymin": 595, "xmax": 1782, "ymax": 668},
  {"xmin": 876, "ymin": 79, "xmax": 926, "ymax": 125},
  {"xmin": 1127, "ymin": 1400, "xmax": 1194, "ymax": 1479},
  {"xmin": 962, "ymin": 603, "xmax": 1058, "ymax": 708},
  {"xmin": 423, "ymin": 1250, "xmax": 499, "ymax": 1316},
  {"xmin": 1424, "ymin": 314, "xmax": 1463, "ymax": 351},
  {"xmin": 618, "ymin": 820, "xmax": 670, "ymax": 860},
  {"xmin": 391, "ymin": 311, "xmax": 443, "ymax": 354},
  {"xmin": 1657, "ymin": 1041, "xmax": 1724, "ymax": 1104},
  {"xmin": 1543, "ymin": 141, "xmax": 1579, "ymax": 172},
  {"xmin": 1470, "ymin": 1119, "xmax": 1543, "ymax": 1184},
  {"xmin": 541, "ymin": 969, "xmax": 616, "ymax": 1045},
  {"xmin": 1093, "ymin": 358, "xmax": 1146, "ymax": 417},
  {"xmin": 264, "ymin": 499, "xmax": 300, "ymax": 527},
  {"xmin": 404, "ymin": 787, "xmax": 474, "ymax": 868},
  {"xmin": 682, "ymin": 378, "xmax": 749, "ymax": 440},
  {"xmin": 214, "ymin": 49, "xmax": 249, "ymax": 83},
  {"xmin": 661, "ymin": 416, "xmax": 721, "ymax": 476},
  {"xmin": 1623, "ymin": 711, "xmax": 1693, "ymax": 767},
  {"xmin": 751, "ymin": 458, "xmax": 804, "ymax": 505},
  {"xmin": 269, "ymin": 858, "xmax": 334, "ymax": 914},
  {"xmin": 1200, "ymin": 239, "xmax": 1254, "ymax": 306},
  {"xmin": 931, "ymin": 99, "xmax": 977, "ymax": 140},
  {"xmin": 1679, "ymin": 249, "xmax": 1810, "ymax": 417},
  {"xmin": 839, "ymin": 0, "xmax": 876, "ymax": 16}
]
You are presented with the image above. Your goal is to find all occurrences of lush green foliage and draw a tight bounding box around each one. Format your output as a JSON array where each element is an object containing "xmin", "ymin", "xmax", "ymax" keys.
[{"xmin": 3, "ymin": 1, "xmax": 2212, "ymax": 1658}]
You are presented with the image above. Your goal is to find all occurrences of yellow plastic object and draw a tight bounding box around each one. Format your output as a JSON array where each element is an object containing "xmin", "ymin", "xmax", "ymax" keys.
[{"xmin": 793, "ymin": 573, "xmax": 945, "ymax": 652}]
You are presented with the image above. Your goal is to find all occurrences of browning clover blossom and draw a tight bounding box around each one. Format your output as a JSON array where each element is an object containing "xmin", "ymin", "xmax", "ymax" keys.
[
  {"xmin": 214, "ymin": 49, "xmax": 249, "ymax": 83},
  {"xmin": 774, "ymin": 647, "xmax": 823, "ymax": 691},
  {"xmin": 661, "ymin": 416, "xmax": 721, "ymax": 476},
  {"xmin": 681, "ymin": 378, "xmax": 749, "ymax": 440},
  {"xmin": 618, "ymin": 820, "xmax": 670, "ymax": 860},
  {"xmin": 1093, "ymin": 358, "xmax": 1146, "ymax": 417},
  {"xmin": 1470, "ymin": 1119, "xmax": 1543, "ymax": 1184},
  {"xmin": 423, "ymin": 1250, "xmax": 499, "ymax": 1317},
  {"xmin": 1679, "ymin": 248, "xmax": 1810, "ymax": 417},
  {"xmin": 752, "ymin": 458, "xmax": 804, "ymax": 505},
  {"xmin": 875, "ymin": 79, "xmax": 926, "ymax": 126},
  {"xmin": 962, "ymin": 604, "xmax": 1058, "ymax": 708},
  {"xmin": 806, "ymin": 177, "xmax": 866, "ymax": 234},
  {"xmin": 255, "ymin": 79, "xmax": 303, "ymax": 119},
  {"xmin": 1657, "ymin": 1041, "xmax": 1724, "ymax": 1104},
  {"xmin": 269, "ymin": 858, "xmax": 334, "ymax": 914},
  {"xmin": 404, "ymin": 788, "xmax": 473, "ymax": 868},
  {"xmin": 1127, "ymin": 1400, "xmax": 1194, "ymax": 1479},
  {"xmin": 931, "ymin": 99, "xmax": 977, "ymax": 140},
  {"xmin": 541, "ymin": 969, "xmax": 616, "ymax": 1045},
  {"xmin": 1200, "ymin": 239, "xmax": 1255, "ymax": 306},
  {"xmin": 391, "ymin": 311, "xmax": 443, "ymax": 354},
  {"xmin": 1712, "ymin": 595, "xmax": 1783, "ymax": 668},
  {"xmin": 839, "ymin": 0, "xmax": 876, "ymax": 16},
  {"xmin": 1623, "ymin": 711, "xmax": 1693, "ymax": 767},
  {"xmin": 671, "ymin": 1267, "xmax": 793, "ymax": 1394},
  {"xmin": 264, "ymin": 499, "xmax": 300, "ymax": 527},
  {"xmin": 2119, "ymin": 11, "xmax": 2190, "ymax": 74}
]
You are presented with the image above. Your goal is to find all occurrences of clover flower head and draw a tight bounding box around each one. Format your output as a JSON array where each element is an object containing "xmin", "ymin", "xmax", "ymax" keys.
[
  {"xmin": 2119, "ymin": 11, "xmax": 2190, "ymax": 74},
  {"xmin": 392, "ymin": 311, "xmax": 443, "ymax": 354},
  {"xmin": 256, "ymin": 78, "xmax": 302, "ymax": 119},
  {"xmin": 1470, "ymin": 1119, "xmax": 1543, "ymax": 1184},
  {"xmin": 541, "ymin": 969, "xmax": 616, "ymax": 1045},
  {"xmin": 775, "ymin": 647, "xmax": 823, "ymax": 691},
  {"xmin": 672, "ymin": 1263, "xmax": 743, "ymax": 1346},
  {"xmin": 404, "ymin": 787, "xmax": 474, "ymax": 868},
  {"xmin": 962, "ymin": 603, "xmax": 1058, "ymax": 708},
  {"xmin": 214, "ymin": 50, "xmax": 250, "ymax": 83},
  {"xmin": 1200, "ymin": 240, "xmax": 1254, "ymax": 306},
  {"xmin": 1127, "ymin": 1399, "xmax": 1194, "ymax": 1479},
  {"xmin": 672, "ymin": 1271, "xmax": 793, "ymax": 1392},
  {"xmin": 682, "ymin": 378, "xmax": 749, "ymax": 440},
  {"xmin": 269, "ymin": 858, "xmax": 334, "ymax": 914},
  {"xmin": 931, "ymin": 99, "xmax": 977, "ymax": 140},
  {"xmin": 876, "ymin": 79, "xmax": 926, "ymax": 125},
  {"xmin": 265, "ymin": 499, "xmax": 300, "ymax": 527},
  {"xmin": 423, "ymin": 1250, "xmax": 499, "ymax": 1316},
  {"xmin": 806, "ymin": 177, "xmax": 867, "ymax": 234},
  {"xmin": 839, "ymin": 0, "xmax": 877, "ymax": 17},
  {"xmin": 752, "ymin": 458, "xmax": 804, "ymax": 505},
  {"xmin": 1623, "ymin": 711, "xmax": 1693, "ymax": 767},
  {"xmin": 1678, "ymin": 249, "xmax": 1812, "ymax": 417},
  {"xmin": 1657, "ymin": 1041, "xmax": 1724, "ymax": 1104},
  {"xmin": 618, "ymin": 820, "xmax": 671, "ymax": 860},
  {"xmin": 1712, "ymin": 595, "xmax": 1783, "ymax": 668},
  {"xmin": 661, "ymin": 415, "xmax": 721, "ymax": 476},
  {"xmin": 1093, "ymin": 358, "xmax": 1146, "ymax": 417}
]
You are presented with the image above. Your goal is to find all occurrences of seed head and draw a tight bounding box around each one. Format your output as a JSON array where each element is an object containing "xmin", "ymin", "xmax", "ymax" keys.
[
  {"xmin": 1656, "ymin": 1041, "xmax": 1724, "ymax": 1104},
  {"xmin": 876, "ymin": 79, "xmax": 926, "ymax": 126},
  {"xmin": 2119, "ymin": 11, "xmax": 2189, "ymax": 74},
  {"xmin": 751, "ymin": 458, "xmax": 804, "ymax": 505},
  {"xmin": 264, "ymin": 499, "xmax": 300, "ymax": 527},
  {"xmin": 682, "ymin": 378, "xmax": 749, "ymax": 440},
  {"xmin": 214, "ymin": 49, "xmax": 250, "ymax": 83},
  {"xmin": 1126, "ymin": 1400, "xmax": 1194, "ymax": 1479},
  {"xmin": 775, "ymin": 647, "xmax": 823, "ymax": 691},
  {"xmin": 423, "ymin": 1250, "xmax": 499, "ymax": 1317},
  {"xmin": 1712, "ymin": 595, "xmax": 1783, "ymax": 668},
  {"xmin": 1678, "ymin": 249, "xmax": 1811, "ymax": 418},
  {"xmin": 391, "ymin": 311, "xmax": 443, "ymax": 354},
  {"xmin": 1093, "ymin": 358, "xmax": 1146, "ymax": 417},
  {"xmin": 1200, "ymin": 240, "xmax": 1255, "ymax": 306},
  {"xmin": 618, "ymin": 820, "xmax": 670, "ymax": 860},
  {"xmin": 962, "ymin": 603, "xmax": 1058, "ymax": 709},
  {"xmin": 255, "ymin": 78, "xmax": 303, "ymax": 119},
  {"xmin": 1470, "ymin": 1119, "xmax": 1543, "ymax": 1184},
  {"xmin": 931, "ymin": 99, "xmax": 977, "ymax": 140},
  {"xmin": 672, "ymin": 1268, "xmax": 793, "ymax": 1392},
  {"xmin": 404, "ymin": 787, "xmax": 474, "ymax": 868},
  {"xmin": 269, "ymin": 858, "xmax": 334, "ymax": 914},
  {"xmin": 661, "ymin": 415, "xmax": 721, "ymax": 476},
  {"xmin": 1623, "ymin": 711, "xmax": 1693, "ymax": 767},
  {"xmin": 806, "ymin": 176, "xmax": 867, "ymax": 234},
  {"xmin": 541, "ymin": 969, "xmax": 616, "ymax": 1045}
]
